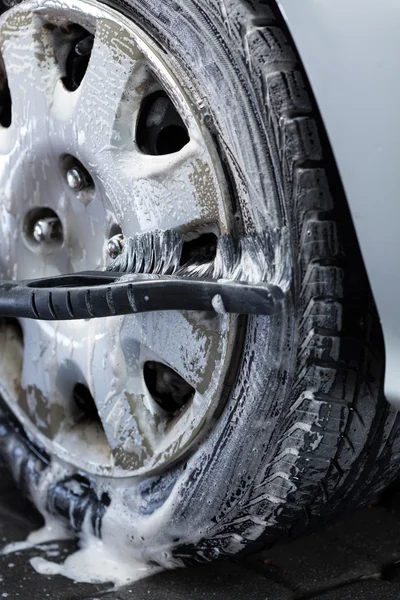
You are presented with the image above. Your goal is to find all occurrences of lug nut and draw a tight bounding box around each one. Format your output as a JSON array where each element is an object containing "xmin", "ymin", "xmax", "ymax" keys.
[
  {"xmin": 33, "ymin": 217, "xmax": 63, "ymax": 245},
  {"xmin": 66, "ymin": 167, "xmax": 85, "ymax": 191},
  {"xmin": 107, "ymin": 234, "xmax": 124, "ymax": 259}
]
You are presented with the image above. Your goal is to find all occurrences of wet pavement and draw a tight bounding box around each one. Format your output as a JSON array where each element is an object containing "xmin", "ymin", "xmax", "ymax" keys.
[{"xmin": 1, "ymin": 471, "xmax": 400, "ymax": 599}]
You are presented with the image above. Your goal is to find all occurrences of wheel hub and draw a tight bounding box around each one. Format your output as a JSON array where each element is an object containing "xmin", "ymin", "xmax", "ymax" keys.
[{"xmin": 0, "ymin": 0, "xmax": 238, "ymax": 476}]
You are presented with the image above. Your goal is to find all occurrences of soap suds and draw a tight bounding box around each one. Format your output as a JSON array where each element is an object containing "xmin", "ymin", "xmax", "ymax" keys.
[
  {"xmin": 2, "ymin": 519, "xmax": 160, "ymax": 587},
  {"xmin": 29, "ymin": 535, "xmax": 159, "ymax": 586},
  {"xmin": 1, "ymin": 518, "xmax": 72, "ymax": 555}
]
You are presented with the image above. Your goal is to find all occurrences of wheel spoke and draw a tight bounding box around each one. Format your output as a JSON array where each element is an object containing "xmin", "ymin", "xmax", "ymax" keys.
[
  {"xmin": 15, "ymin": 317, "xmax": 152, "ymax": 467},
  {"xmin": 17, "ymin": 320, "xmax": 77, "ymax": 439},
  {"xmin": 80, "ymin": 317, "xmax": 159, "ymax": 469},
  {"xmin": 0, "ymin": 12, "xmax": 59, "ymax": 125},
  {"xmin": 72, "ymin": 17, "xmax": 149, "ymax": 156},
  {"xmin": 99, "ymin": 140, "xmax": 227, "ymax": 237}
]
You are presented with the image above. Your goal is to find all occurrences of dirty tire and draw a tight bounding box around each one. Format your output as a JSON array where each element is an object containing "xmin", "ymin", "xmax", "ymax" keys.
[{"xmin": 0, "ymin": 0, "xmax": 397, "ymax": 563}]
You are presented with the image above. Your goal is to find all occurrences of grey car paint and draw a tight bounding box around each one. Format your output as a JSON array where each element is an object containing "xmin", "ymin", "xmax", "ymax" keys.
[{"xmin": 276, "ymin": 0, "xmax": 400, "ymax": 408}]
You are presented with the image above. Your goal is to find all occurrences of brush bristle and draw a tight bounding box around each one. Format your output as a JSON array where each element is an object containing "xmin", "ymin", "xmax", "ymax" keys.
[
  {"xmin": 107, "ymin": 230, "xmax": 183, "ymax": 275},
  {"xmin": 107, "ymin": 228, "xmax": 290, "ymax": 288}
]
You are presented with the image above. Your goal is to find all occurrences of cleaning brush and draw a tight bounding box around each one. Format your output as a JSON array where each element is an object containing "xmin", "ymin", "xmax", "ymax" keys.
[
  {"xmin": 0, "ymin": 228, "xmax": 287, "ymax": 321},
  {"xmin": 107, "ymin": 227, "xmax": 288, "ymax": 287}
]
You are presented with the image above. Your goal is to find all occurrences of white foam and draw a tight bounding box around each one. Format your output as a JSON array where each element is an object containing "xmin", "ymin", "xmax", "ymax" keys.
[
  {"xmin": 30, "ymin": 535, "xmax": 160, "ymax": 586},
  {"xmin": 1, "ymin": 517, "xmax": 72, "ymax": 555}
]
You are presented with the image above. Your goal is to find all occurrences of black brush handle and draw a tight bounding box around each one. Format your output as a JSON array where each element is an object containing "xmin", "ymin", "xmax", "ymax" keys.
[{"xmin": 0, "ymin": 272, "xmax": 284, "ymax": 320}]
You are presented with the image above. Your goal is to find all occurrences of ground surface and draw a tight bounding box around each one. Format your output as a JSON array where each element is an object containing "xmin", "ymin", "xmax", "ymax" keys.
[{"xmin": 1, "ymin": 472, "xmax": 400, "ymax": 599}]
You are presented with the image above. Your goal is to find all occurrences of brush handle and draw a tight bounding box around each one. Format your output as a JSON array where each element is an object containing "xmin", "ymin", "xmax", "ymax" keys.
[{"xmin": 0, "ymin": 272, "xmax": 284, "ymax": 320}]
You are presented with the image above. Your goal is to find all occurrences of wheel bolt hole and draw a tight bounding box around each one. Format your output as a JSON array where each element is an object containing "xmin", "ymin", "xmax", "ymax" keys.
[
  {"xmin": 107, "ymin": 224, "xmax": 124, "ymax": 259},
  {"xmin": 143, "ymin": 361, "xmax": 194, "ymax": 415},
  {"xmin": 23, "ymin": 207, "xmax": 63, "ymax": 254},
  {"xmin": 60, "ymin": 154, "xmax": 93, "ymax": 193}
]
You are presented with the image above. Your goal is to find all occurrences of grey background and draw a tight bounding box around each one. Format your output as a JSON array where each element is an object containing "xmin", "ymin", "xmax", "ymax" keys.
[{"xmin": 277, "ymin": 0, "xmax": 400, "ymax": 408}]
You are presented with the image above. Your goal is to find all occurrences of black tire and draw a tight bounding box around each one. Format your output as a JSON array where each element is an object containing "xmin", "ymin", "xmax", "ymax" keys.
[{"xmin": 0, "ymin": 0, "xmax": 398, "ymax": 565}]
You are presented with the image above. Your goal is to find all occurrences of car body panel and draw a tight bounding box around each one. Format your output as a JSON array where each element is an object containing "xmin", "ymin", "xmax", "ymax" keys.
[{"xmin": 276, "ymin": 0, "xmax": 400, "ymax": 408}]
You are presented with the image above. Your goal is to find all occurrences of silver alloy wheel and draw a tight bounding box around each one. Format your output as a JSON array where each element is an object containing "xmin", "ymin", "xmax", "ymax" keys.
[{"xmin": 0, "ymin": 0, "xmax": 239, "ymax": 476}]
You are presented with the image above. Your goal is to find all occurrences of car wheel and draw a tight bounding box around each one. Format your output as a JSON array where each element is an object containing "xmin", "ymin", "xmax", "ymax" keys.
[{"xmin": 0, "ymin": 0, "xmax": 396, "ymax": 571}]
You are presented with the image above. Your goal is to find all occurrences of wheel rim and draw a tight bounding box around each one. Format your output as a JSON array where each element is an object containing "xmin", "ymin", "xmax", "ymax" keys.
[{"xmin": 0, "ymin": 0, "xmax": 240, "ymax": 476}]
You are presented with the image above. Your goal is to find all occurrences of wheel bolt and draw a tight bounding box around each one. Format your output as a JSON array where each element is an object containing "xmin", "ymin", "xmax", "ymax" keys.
[
  {"xmin": 107, "ymin": 234, "xmax": 124, "ymax": 259},
  {"xmin": 32, "ymin": 217, "xmax": 63, "ymax": 245},
  {"xmin": 66, "ymin": 167, "xmax": 85, "ymax": 191}
]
